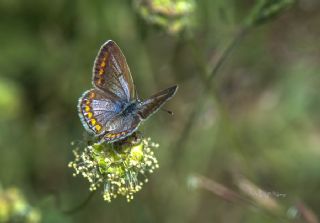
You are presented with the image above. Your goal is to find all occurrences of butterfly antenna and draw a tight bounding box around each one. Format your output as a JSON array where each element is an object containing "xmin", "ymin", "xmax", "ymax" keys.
[{"xmin": 161, "ymin": 108, "xmax": 174, "ymax": 115}]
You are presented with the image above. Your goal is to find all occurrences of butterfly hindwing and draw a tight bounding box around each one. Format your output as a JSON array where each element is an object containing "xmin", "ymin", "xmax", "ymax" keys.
[
  {"xmin": 78, "ymin": 89, "xmax": 123, "ymax": 135},
  {"xmin": 137, "ymin": 85, "xmax": 178, "ymax": 120},
  {"xmin": 92, "ymin": 40, "xmax": 136, "ymax": 102},
  {"xmin": 101, "ymin": 113, "xmax": 141, "ymax": 143}
]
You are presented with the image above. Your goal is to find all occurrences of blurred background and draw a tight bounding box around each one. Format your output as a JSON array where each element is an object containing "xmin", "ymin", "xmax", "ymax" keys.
[{"xmin": 0, "ymin": 0, "xmax": 320, "ymax": 222}]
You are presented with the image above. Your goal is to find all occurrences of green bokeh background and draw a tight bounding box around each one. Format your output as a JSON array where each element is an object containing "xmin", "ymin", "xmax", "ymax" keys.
[{"xmin": 0, "ymin": 0, "xmax": 320, "ymax": 222}]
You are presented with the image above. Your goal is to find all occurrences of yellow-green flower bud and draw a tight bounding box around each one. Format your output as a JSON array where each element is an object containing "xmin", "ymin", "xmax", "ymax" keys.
[
  {"xmin": 134, "ymin": 0, "xmax": 196, "ymax": 35},
  {"xmin": 69, "ymin": 132, "xmax": 159, "ymax": 202}
]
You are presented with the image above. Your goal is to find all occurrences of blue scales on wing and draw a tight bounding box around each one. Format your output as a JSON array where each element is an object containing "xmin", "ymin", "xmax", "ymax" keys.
[
  {"xmin": 78, "ymin": 89, "xmax": 122, "ymax": 135},
  {"xmin": 78, "ymin": 40, "xmax": 141, "ymax": 142}
]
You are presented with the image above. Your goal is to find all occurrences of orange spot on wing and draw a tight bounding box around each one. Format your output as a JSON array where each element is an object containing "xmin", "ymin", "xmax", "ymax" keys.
[
  {"xmin": 90, "ymin": 119, "xmax": 96, "ymax": 125},
  {"xmin": 117, "ymin": 133, "xmax": 123, "ymax": 138},
  {"xmin": 97, "ymin": 78, "xmax": 105, "ymax": 85},
  {"xmin": 86, "ymin": 112, "xmax": 93, "ymax": 119},
  {"xmin": 101, "ymin": 61, "xmax": 106, "ymax": 67},
  {"xmin": 105, "ymin": 133, "xmax": 116, "ymax": 139},
  {"xmin": 89, "ymin": 92, "xmax": 95, "ymax": 99},
  {"xmin": 95, "ymin": 124, "xmax": 102, "ymax": 132},
  {"xmin": 85, "ymin": 106, "xmax": 90, "ymax": 112},
  {"xmin": 99, "ymin": 69, "xmax": 104, "ymax": 75}
]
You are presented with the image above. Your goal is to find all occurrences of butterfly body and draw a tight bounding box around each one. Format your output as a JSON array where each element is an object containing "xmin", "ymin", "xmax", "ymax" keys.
[
  {"xmin": 78, "ymin": 40, "xmax": 178, "ymax": 143},
  {"xmin": 121, "ymin": 101, "xmax": 139, "ymax": 116}
]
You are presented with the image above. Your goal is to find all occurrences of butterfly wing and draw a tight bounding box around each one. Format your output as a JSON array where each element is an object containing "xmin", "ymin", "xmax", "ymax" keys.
[
  {"xmin": 78, "ymin": 89, "xmax": 124, "ymax": 135},
  {"xmin": 101, "ymin": 113, "xmax": 141, "ymax": 143},
  {"xmin": 92, "ymin": 40, "xmax": 136, "ymax": 102},
  {"xmin": 99, "ymin": 85, "xmax": 178, "ymax": 143},
  {"xmin": 80, "ymin": 40, "xmax": 177, "ymax": 143},
  {"xmin": 137, "ymin": 85, "xmax": 178, "ymax": 120},
  {"xmin": 98, "ymin": 84, "xmax": 178, "ymax": 143}
]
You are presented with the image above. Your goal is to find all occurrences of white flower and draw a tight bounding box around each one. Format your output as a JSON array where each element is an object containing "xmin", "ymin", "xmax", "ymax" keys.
[{"xmin": 69, "ymin": 132, "xmax": 159, "ymax": 202}]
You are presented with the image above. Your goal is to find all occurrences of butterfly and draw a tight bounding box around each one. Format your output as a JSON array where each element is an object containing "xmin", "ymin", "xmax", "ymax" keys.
[{"xmin": 78, "ymin": 40, "xmax": 178, "ymax": 143}]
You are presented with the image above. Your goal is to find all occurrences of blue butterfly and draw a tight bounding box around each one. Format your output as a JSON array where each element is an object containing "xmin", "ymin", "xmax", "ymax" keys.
[{"xmin": 78, "ymin": 40, "xmax": 178, "ymax": 143}]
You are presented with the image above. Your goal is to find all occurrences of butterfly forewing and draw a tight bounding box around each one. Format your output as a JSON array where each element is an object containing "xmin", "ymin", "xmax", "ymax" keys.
[
  {"xmin": 137, "ymin": 85, "xmax": 178, "ymax": 120},
  {"xmin": 92, "ymin": 40, "xmax": 136, "ymax": 102},
  {"xmin": 78, "ymin": 89, "xmax": 122, "ymax": 135}
]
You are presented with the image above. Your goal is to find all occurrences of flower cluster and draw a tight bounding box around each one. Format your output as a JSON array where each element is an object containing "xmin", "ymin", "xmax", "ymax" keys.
[
  {"xmin": 69, "ymin": 132, "xmax": 159, "ymax": 202},
  {"xmin": 0, "ymin": 186, "xmax": 41, "ymax": 223},
  {"xmin": 134, "ymin": 0, "xmax": 196, "ymax": 35}
]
